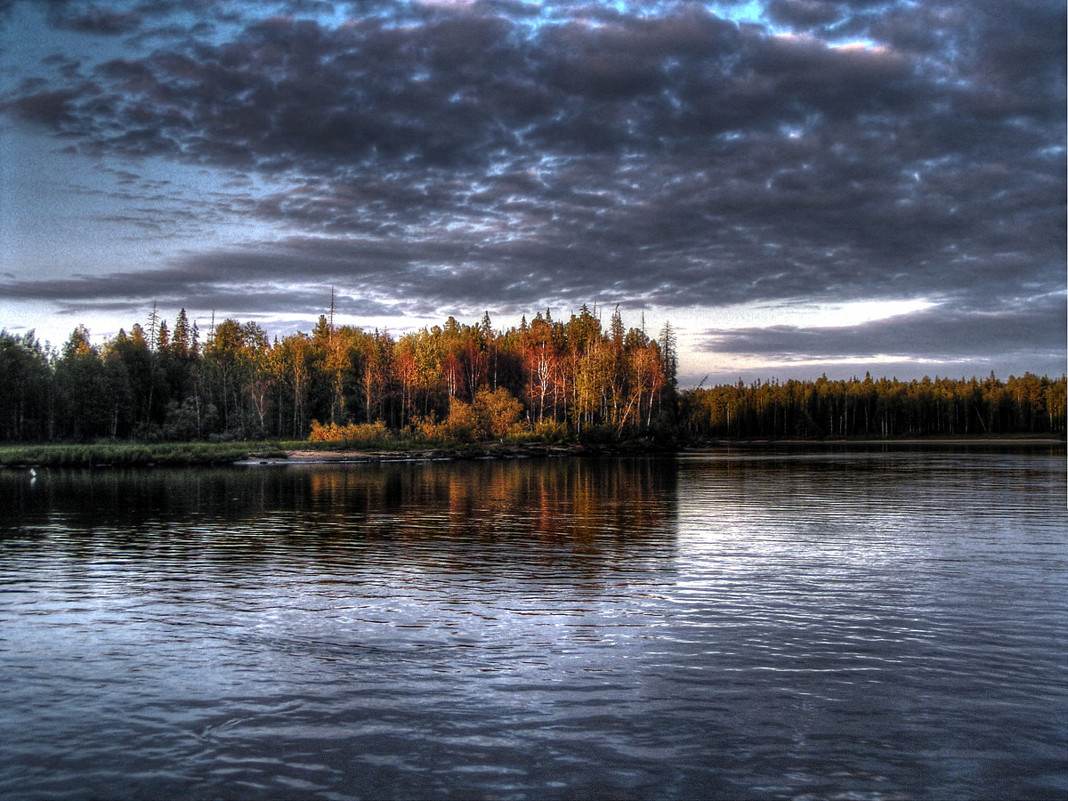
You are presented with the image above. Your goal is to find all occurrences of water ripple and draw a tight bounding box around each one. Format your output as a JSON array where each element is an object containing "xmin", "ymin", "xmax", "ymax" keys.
[{"xmin": 0, "ymin": 453, "xmax": 1065, "ymax": 800}]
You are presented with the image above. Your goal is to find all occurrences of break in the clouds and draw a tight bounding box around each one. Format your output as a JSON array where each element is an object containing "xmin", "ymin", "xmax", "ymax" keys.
[
  {"xmin": 701, "ymin": 291, "xmax": 1067, "ymax": 378},
  {"xmin": 0, "ymin": 0, "xmax": 1063, "ymax": 380}
]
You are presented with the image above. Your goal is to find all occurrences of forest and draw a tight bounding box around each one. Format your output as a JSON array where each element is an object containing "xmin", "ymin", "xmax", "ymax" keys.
[
  {"xmin": 0, "ymin": 305, "xmax": 675, "ymax": 445},
  {"xmin": 681, "ymin": 372, "xmax": 1066, "ymax": 440},
  {"xmin": 0, "ymin": 305, "xmax": 1064, "ymax": 446}
]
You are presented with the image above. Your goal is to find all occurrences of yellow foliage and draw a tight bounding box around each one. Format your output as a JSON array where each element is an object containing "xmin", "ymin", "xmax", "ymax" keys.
[
  {"xmin": 308, "ymin": 420, "xmax": 391, "ymax": 444},
  {"xmin": 474, "ymin": 387, "xmax": 524, "ymax": 439},
  {"xmin": 415, "ymin": 390, "xmax": 524, "ymax": 443},
  {"xmin": 533, "ymin": 420, "xmax": 567, "ymax": 442}
]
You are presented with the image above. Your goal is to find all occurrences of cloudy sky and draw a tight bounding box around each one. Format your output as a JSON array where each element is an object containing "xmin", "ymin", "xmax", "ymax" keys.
[{"xmin": 0, "ymin": 0, "xmax": 1063, "ymax": 385}]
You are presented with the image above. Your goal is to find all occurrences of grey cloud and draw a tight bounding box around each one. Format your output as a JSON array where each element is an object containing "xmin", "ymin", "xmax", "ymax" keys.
[
  {"xmin": 61, "ymin": 7, "xmax": 142, "ymax": 34},
  {"xmin": 11, "ymin": 3, "xmax": 1040, "ymax": 168},
  {"xmin": 3, "ymin": 209, "xmax": 1057, "ymax": 324},
  {"xmin": 765, "ymin": 1, "xmax": 844, "ymax": 28},
  {"xmin": 5, "ymin": 88, "xmax": 79, "ymax": 125},
  {"xmin": 0, "ymin": 245, "xmax": 400, "ymax": 318},
  {"xmin": 0, "ymin": 232, "xmax": 643, "ymax": 313},
  {"xmin": 0, "ymin": 0, "xmax": 1062, "ymax": 374}
]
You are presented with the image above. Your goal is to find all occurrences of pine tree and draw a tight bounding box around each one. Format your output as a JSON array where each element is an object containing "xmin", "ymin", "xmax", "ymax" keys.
[
  {"xmin": 658, "ymin": 321, "xmax": 678, "ymax": 389},
  {"xmin": 173, "ymin": 309, "xmax": 191, "ymax": 357},
  {"xmin": 610, "ymin": 305, "xmax": 625, "ymax": 349}
]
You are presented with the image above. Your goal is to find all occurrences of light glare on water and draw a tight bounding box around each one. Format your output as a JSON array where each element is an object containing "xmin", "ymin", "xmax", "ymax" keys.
[{"xmin": 0, "ymin": 450, "xmax": 1065, "ymax": 800}]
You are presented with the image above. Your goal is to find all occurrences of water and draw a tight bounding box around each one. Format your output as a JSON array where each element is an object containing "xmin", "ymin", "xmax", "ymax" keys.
[{"xmin": 0, "ymin": 450, "xmax": 1064, "ymax": 800}]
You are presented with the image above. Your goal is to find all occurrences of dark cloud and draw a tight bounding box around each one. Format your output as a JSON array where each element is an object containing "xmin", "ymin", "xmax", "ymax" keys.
[
  {"xmin": 61, "ymin": 7, "xmax": 142, "ymax": 34},
  {"xmin": 6, "ymin": 87, "xmax": 79, "ymax": 125},
  {"xmin": 10, "ymin": 2, "xmax": 1056, "ymax": 167},
  {"xmin": 0, "ymin": 0, "xmax": 1063, "ymax": 375},
  {"xmin": 0, "ymin": 242, "xmax": 401, "ymax": 318}
]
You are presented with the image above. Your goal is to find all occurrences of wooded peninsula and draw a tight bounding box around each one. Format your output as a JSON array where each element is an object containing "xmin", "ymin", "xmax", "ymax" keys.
[{"xmin": 1, "ymin": 305, "xmax": 1064, "ymax": 465}]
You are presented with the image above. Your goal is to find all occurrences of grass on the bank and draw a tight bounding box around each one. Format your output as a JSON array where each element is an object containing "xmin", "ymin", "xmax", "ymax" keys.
[
  {"xmin": 0, "ymin": 435, "xmax": 540, "ymax": 467},
  {"xmin": 0, "ymin": 420, "xmax": 661, "ymax": 467},
  {"xmin": 0, "ymin": 441, "xmax": 289, "ymax": 468}
]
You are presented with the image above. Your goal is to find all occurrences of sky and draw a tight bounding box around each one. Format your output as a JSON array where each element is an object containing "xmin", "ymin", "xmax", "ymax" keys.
[{"xmin": 0, "ymin": 0, "xmax": 1064, "ymax": 386}]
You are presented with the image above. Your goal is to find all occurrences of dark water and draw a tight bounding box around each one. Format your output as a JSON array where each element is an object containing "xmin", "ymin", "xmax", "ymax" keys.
[{"xmin": 0, "ymin": 450, "xmax": 1064, "ymax": 800}]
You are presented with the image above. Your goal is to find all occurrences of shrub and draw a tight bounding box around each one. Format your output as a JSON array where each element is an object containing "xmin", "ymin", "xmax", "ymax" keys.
[
  {"xmin": 415, "ymin": 401, "xmax": 478, "ymax": 443},
  {"xmin": 441, "ymin": 401, "xmax": 479, "ymax": 443},
  {"xmin": 308, "ymin": 420, "xmax": 392, "ymax": 446},
  {"xmin": 532, "ymin": 420, "xmax": 568, "ymax": 442},
  {"xmin": 473, "ymin": 387, "xmax": 524, "ymax": 439}
]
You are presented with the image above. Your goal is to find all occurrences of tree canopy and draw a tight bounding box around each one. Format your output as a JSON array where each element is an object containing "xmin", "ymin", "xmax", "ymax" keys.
[{"xmin": 0, "ymin": 309, "xmax": 1063, "ymax": 445}]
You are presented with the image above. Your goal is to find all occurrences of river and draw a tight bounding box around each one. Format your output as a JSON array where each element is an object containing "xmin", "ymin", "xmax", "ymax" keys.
[{"xmin": 1, "ymin": 448, "xmax": 1064, "ymax": 800}]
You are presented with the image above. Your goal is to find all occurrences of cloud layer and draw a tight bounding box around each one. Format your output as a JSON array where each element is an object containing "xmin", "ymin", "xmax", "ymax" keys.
[{"xmin": 1, "ymin": 0, "xmax": 1064, "ymax": 374}]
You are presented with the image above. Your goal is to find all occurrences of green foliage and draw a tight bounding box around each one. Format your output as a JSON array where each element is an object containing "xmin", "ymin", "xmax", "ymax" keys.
[
  {"xmin": 647, "ymin": 411, "xmax": 682, "ymax": 446},
  {"xmin": 531, "ymin": 420, "xmax": 568, "ymax": 443},
  {"xmin": 679, "ymin": 373, "xmax": 1068, "ymax": 440},
  {"xmin": 0, "ymin": 441, "xmax": 285, "ymax": 467},
  {"xmin": 0, "ymin": 329, "xmax": 52, "ymax": 441}
]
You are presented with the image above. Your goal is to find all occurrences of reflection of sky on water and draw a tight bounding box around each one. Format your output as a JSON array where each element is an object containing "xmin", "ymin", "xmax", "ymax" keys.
[
  {"xmin": 674, "ymin": 449, "xmax": 1066, "ymax": 551},
  {"xmin": 670, "ymin": 450, "xmax": 1068, "ymax": 655}
]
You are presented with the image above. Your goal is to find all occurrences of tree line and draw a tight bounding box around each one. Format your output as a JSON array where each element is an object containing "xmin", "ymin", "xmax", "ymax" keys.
[
  {"xmin": 681, "ymin": 372, "xmax": 1066, "ymax": 440},
  {"xmin": 0, "ymin": 305, "xmax": 676, "ymax": 444},
  {"xmin": 0, "ymin": 306, "xmax": 1063, "ymax": 445}
]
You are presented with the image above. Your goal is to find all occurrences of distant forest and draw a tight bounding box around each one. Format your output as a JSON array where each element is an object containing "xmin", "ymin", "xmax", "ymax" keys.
[{"xmin": 0, "ymin": 306, "xmax": 1064, "ymax": 444}]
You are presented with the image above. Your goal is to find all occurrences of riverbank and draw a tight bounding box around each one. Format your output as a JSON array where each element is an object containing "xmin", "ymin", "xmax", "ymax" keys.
[
  {"xmin": 0, "ymin": 438, "xmax": 661, "ymax": 468},
  {"xmin": 1, "ymin": 435, "xmax": 1061, "ymax": 468},
  {"xmin": 0, "ymin": 441, "xmax": 289, "ymax": 468},
  {"xmin": 685, "ymin": 436, "xmax": 1066, "ymax": 449},
  {"xmin": 254, "ymin": 440, "xmax": 664, "ymax": 465}
]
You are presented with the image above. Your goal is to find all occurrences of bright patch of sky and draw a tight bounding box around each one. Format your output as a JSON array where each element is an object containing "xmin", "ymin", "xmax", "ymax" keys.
[
  {"xmin": 710, "ymin": 1, "xmax": 764, "ymax": 26},
  {"xmin": 698, "ymin": 352, "xmax": 957, "ymax": 377},
  {"xmin": 726, "ymin": 298, "xmax": 937, "ymax": 329},
  {"xmin": 659, "ymin": 298, "xmax": 935, "ymax": 350},
  {"xmin": 0, "ymin": 125, "xmax": 286, "ymax": 279}
]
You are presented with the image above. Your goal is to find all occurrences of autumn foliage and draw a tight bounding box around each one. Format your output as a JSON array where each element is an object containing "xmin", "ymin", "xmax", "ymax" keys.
[
  {"xmin": 308, "ymin": 420, "xmax": 392, "ymax": 445},
  {"xmin": 0, "ymin": 305, "xmax": 676, "ymax": 444}
]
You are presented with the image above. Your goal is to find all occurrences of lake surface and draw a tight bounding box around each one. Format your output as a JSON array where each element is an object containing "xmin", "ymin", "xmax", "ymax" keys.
[{"xmin": 1, "ymin": 449, "xmax": 1065, "ymax": 800}]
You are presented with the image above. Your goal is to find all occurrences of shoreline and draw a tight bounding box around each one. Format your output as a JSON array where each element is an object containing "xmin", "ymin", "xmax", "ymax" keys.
[
  {"xmin": 259, "ymin": 436, "xmax": 1065, "ymax": 465},
  {"xmin": 1, "ymin": 436, "xmax": 1062, "ymax": 469},
  {"xmin": 684, "ymin": 436, "xmax": 1066, "ymax": 449},
  {"xmin": 242, "ymin": 442, "xmax": 640, "ymax": 465}
]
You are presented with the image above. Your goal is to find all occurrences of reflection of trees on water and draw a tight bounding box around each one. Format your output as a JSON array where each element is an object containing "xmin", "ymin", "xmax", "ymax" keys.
[
  {"xmin": 306, "ymin": 458, "xmax": 674, "ymax": 539},
  {"xmin": 300, "ymin": 458, "xmax": 679, "ymax": 578},
  {"xmin": 0, "ymin": 458, "xmax": 679, "ymax": 577}
]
